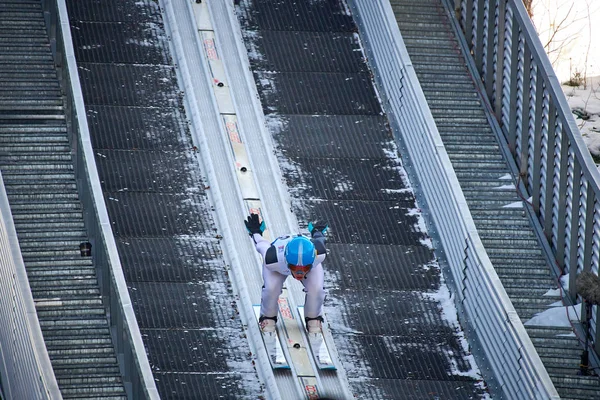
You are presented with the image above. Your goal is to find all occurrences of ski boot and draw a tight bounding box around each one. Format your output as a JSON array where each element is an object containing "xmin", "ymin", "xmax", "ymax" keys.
[
  {"xmin": 259, "ymin": 315, "xmax": 277, "ymax": 333},
  {"xmin": 305, "ymin": 316, "xmax": 324, "ymax": 334}
]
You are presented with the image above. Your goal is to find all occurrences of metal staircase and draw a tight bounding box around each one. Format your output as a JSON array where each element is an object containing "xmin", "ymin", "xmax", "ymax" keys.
[
  {"xmin": 389, "ymin": 0, "xmax": 600, "ymax": 398},
  {"xmin": 0, "ymin": 1, "xmax": 126, "ymax": 398}
]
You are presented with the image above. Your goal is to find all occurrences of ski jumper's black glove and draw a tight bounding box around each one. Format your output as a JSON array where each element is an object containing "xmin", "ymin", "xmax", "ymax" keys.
[
  {"xmin": 308, "ymin": 221, "xmax": 328, "ymax": 238},
  {"xmin": 245, "ymin": 213, "xmax": 266, "ymax": 236}
]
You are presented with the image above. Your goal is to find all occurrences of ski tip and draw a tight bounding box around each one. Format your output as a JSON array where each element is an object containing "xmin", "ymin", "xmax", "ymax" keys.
[{"xmin": 319, "ymin": 364, "xmax": 337, "ymax": 371}]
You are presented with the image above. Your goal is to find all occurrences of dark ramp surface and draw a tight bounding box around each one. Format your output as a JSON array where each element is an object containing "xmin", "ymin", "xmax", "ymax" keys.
[
  {"xmin": 237, "ymin": 0, "xmax": 488, "ymax": 398},
  {"xmin": 65, "ymin": 0, "xmax": 261, "ymax": 398}
]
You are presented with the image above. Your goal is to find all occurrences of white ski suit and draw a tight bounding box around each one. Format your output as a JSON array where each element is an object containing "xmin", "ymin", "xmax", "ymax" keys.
[{"xmin": 252, "ymin": 232, "xmax": 327, "ymax": 319}]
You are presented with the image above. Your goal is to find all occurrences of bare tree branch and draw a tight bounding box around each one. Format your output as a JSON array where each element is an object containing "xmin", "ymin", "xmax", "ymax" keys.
[{"xmin": 544, "ymin": 3, "xmax": 575, "ymax": 49}]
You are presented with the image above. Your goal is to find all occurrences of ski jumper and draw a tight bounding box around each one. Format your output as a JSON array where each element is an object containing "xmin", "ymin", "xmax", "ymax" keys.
[{"xmin": 252, "ymin": 232, "xmax": 327, "ymax": 319}]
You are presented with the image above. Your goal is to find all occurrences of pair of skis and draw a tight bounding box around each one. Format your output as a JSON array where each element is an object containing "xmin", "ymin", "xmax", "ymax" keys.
[{"xmin": 253, "ymin": 305, "xmax": 335, "ymax": 370}]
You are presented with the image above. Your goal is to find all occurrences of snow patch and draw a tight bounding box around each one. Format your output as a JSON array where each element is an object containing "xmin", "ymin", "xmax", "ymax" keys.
[
  {"xmin": 524, "ymin": 303, "xmax": 582, "ymax": 327},
  {"xmin": 493, "ymin": 184, "xmax": 516, "ymax": 190},
  {"xmin": 423, "ymin": 283, "xmax": 488, "ymax": 385},
  {"xmin": 503, "ymin": 200, "xmax": 524, "ymax": 208},
  {"xmin": 558, "ymin": 332, "xmax": 577, "ymax": 337},
  {"xmin": 561, "ymin": 273, "xmax": 570, "ymax": 291},
  {"xmin": 563, "ymin": 77, "xmax": 600, "ymax": 159},
  {"xmin": 125, "ymin": 38, "xmax": 155, "ymax": 47},
  {"xmin": 381, "ymin": 188, "xmax": 412, "ymax": 194},
  {"xmin": 543, "ymin": 288, "xmax": 561, "ymax": 296},
  {"xmin": 241, "ymin": 29, "xmax": 264, "ymax": 62},
  {"xmin": 339, "ymin": 0, "xmax": 352, "ymax": 16}
]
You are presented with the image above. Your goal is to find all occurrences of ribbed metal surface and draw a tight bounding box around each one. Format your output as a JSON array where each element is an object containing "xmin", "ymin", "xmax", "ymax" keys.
[
  {"xmin": 0, "ymin": 172, "xmax": 58, "ymax": 399},
  {"xmin": 65, "ymin": 0, "xmax": 261, "ymax": 398},
  {"xmin": 236, "ymin": 0, "xmax": 487, "ymax": 398},
  {"xmin": 0, "ymin": 1, "xmax": 125, "ymax": 398},
  {"xmin": 392, "ymin": 0, "xmax": 600, "ymax": 398}
]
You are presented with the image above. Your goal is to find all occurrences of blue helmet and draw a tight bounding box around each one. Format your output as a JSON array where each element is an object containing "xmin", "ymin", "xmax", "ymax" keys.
[{"xmin": 285, "ymin": 236, "xmax": 316, "ymax": 267}]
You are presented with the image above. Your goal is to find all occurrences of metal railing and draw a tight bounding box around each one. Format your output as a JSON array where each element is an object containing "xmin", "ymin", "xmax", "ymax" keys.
[
  {"xmin": 457, "ymin": 0, "xmax": 600, "ymax": 353},
  {"xmin": 0, "ymin": 176, "xmax": 61, "ymax": 400},
  {"xmin": 347, "ymin": 0, "xmax": 559, "ymax": 398},
  {"xmin": 40, "ymin": 1, "xmax": 159, "ymax": 398}
]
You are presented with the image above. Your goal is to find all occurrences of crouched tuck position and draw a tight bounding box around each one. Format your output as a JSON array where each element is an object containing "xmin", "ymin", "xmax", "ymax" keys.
[{"xmin": 244, "ymin": 213, "xmax": 328, "ymax": 334}]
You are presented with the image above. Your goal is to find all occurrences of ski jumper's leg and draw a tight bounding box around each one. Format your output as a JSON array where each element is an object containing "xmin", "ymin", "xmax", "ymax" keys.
[
  {"xmin": 260, "ymin": 267, "xmax": 287, "ymax": 318},
  {"xmin": 302, "ymin": 263, "xmax": 325, "ymax": 319}
]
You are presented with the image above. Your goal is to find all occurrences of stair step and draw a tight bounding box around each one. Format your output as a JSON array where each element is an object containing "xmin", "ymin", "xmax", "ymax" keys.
[
  {"xmin": 19, "ymin": 237, "xmax": 86, "ymax": 247},
  {"xmin": 435, "ymin": 110, "xmax": 490, "ymax": 121},
  {"xmin": 529, "ymin": 336, "xmax": 581, "ymax": 351},
  {"xmin": 441, "ymin": 134, "xmax": 498, "ymax": 144},
  {"xmin": 41, "ymin": 326, "xmax": 112, "ymax": 339},
  {"xmin": 15, "ymin": 220, "xmax": 85, "ymax": 230},
  {"xmin": 445, "ymin": 138, "xmax": 500, "ymax": 149},
  {"xmin": 48, "ymin": 345, "xmax": 118, "ymax": 358},
  {"xmin": 32, "ymin": 287, "xmax": 101, "ymax": 297},
  {"xmin": 35, "ymin": 297, "xmax": 103, "ymax": 308},
  {"xmin": 502, "ymin": 280, "xmax": 554, "ymax": 291},
  {"xmin": 0, "ymin": 143, "xmax": 70, "ymax": 151},
  {"xmin": 437, "ymin": 125, "xmax": 494, "ymax": 134},
  {"xmin": 477, "ymin": 227, "xmax": 535, "ymax": 237},
  {"xmin": 12, "ymin": 211, "xmax": 83, "ymax": 220},
  {"xmin": 29, "ymin": 277, "xmax": 99, "ymax": 288},
  {"xmin": 506, "ymin": 286, "xmax": 558, "ymax": 297},
  {"xmin": 17, "ymin": 230, "xmax": 87, "ymax": 239},
  {"xmin": 396, "ymin": 21, "xmax": 452, "ymax": 32},
  {"xmin": 456, "ymin": 175, "xmax": 514, "ymax": 185},
  {"xmin": 3, "ymin": 173, "xmax": 75, "ymax": 180},
  {"xmin": 549, "ymin": 374, "xmax": 600, "ymax": 388},
  {"xmin": 45, "ymin": 337, "xmax": 112, "ymax": 348},
  {"xmin": 462, "ymin": 188, "xmax": 519, "ymax": 198},
  {"xmin": 485, "ymin": 246, "xmax": 543, "ymax": 256},
  {"xmin": 525, "ymin": 325, "xmax": 575, "ymax": 337},
  {"xmin": 466, "ymin": 198, "xmax": 527, "ymax": 208},
  {"xmin": 416, "ymin": 71, "xmax": 473, "ymax": 84},
  {"xmin": 481, "ymin": 237, "xmax": 541, "ymax": 247},
  {"xmin": 445, "ymin": 151, "xmax": 505, "ymax": 161},
  {"xmin": 57, "ymin": 376, "xmax": 123, "ymax": 387},
  {"xmin": 49, "ymin": 356, "xmax": 119, "ymax": 367},
  {"xmin": 495, "ymin": 267, "xmax": 553, "ymax": 277},
  {"xmin": 555, "ymin": 386, "xmax": 600, "ymax": 400},
  {"xmin": 24, "ymin": 258, "xmax": 94, "ymax": 267},
  {"xmin": 539, "ymin": 355, "xmax": 583, "ymax": 367},
  {"xmin": 7, "ymin": 193, "xmax": 80, "ymax": 202},
  {"xmin": 449, "ymin": 159, "xmax": 508, "ymax": 168},
  {"xmin": 21, "ymin": 253, "xmax": 90, "ymax": 265},
  {"xmin": 60, "ymin": 390, "xmax": 126, "ymax": 400},
  {"xmin": 532, "ymin": 340, "xmax": 582, "ymax": 355},
  {"xmin": 0, "ymin": 125, "xmax": 66, "ymax": 133},
  {"xmin": 418, "ymin": 80, "xmax": 476, "ymax": 91},
  {"xmin": 9, "ymin": 202, "xmax": 82, "ymax": 211},
  {"xmin": 509, "ymin": 296, "xmax": 561, "ymax": 307},
  {"xmin": 470, "ymin": 208, "xmax": 528, "ymax": 217},
  {"xmin": 39, "ymin": 317, "xmax": 109, "ymax": 329},
  {"xmin": 0, "ymin": 153, "xmax": 72, "ymax": 162}
]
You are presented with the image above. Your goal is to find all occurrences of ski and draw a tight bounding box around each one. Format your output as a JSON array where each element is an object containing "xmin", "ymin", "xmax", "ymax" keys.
[
  {"xmin": 253, "ymin": 305, "xmax": 289, "ymax": 369},
  {"xmin": 297, "ymin": 306, "xmax": 336, "ymax": 370}
]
